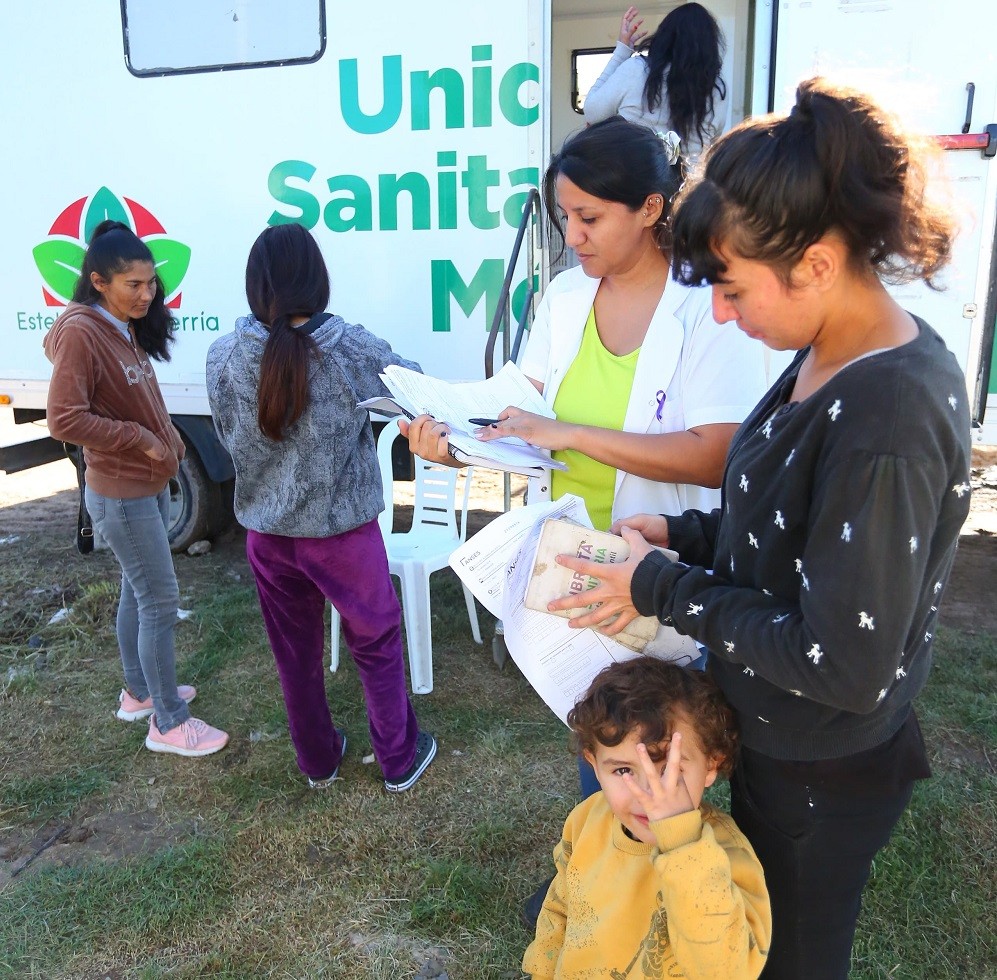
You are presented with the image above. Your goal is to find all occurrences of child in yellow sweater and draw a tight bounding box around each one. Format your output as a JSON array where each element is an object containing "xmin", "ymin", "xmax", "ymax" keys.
[{"xmin": 523, "ymin": 657, "xmax": 771, "ymax": 979}]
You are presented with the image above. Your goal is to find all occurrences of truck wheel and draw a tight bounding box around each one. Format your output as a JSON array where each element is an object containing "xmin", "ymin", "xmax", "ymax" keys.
[{"xmin": 168, "ymin": 439, "xmax": 222, "ymax": 552}]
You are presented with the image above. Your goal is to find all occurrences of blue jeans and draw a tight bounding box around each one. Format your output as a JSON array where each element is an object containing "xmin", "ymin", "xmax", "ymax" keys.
[{"xmin": 84, "ymin": 486, "xmax": 190, "ymax": 733}]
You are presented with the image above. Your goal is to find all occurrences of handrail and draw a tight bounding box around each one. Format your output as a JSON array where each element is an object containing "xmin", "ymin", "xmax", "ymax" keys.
[
  {"xmin": 484, "ymin": 186, "xmax": 541, "ymax": 379},
  {"xmin": 509, "ymin": 284, "xmax": 536, "ymax": 365}
]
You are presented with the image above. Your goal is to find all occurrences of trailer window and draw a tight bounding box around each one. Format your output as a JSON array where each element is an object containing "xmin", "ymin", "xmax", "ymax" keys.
[
  {"xmin": 121, "ymin": 0, "xmax": 326, "ymax": 77},
  {"xmin": 571, "ymin": 47, "xmax": 615, "ymax": 113}
]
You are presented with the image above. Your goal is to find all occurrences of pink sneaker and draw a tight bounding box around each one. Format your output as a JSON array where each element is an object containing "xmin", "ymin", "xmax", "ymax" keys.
[
  {"xmin": 117, "ymin": 685, "xmax": 197, "ymax": 721},
  {"xmin": 146, "ymin": 715, "xmax": 229, "ymax": 757}
]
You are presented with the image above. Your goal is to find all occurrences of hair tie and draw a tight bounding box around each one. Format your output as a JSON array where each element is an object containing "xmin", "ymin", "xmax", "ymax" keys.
[{"xmin": 655, "ymin": 130, "xmax": 682, "ymax": 166}]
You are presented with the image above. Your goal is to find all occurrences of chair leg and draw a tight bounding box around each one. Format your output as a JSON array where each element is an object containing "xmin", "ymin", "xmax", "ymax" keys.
[
  {"xmin": 329, "ymin": 604, "xmax": 341, "ymax": 673},
  {"xmin": 398, "ymin": 564, "xmax": 434, "ymax": 695},
  {"xmin": 462, "ymin": 584, "xmax": 482, "ymax": 645}
]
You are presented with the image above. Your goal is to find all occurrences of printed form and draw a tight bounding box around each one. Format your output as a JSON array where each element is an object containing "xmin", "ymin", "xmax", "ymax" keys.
[
  {"xmin": 451, "ymin": 496, "xmax": 643, "ymax": 723},
  {"xmin": 451, "ymin": 494, "xmax": 701, "ymax": 723},
  {"xmin": 381, "ymin": 361, "xmax": 551, "ymax": 430},
  {"xmin": 360, "ymin": 361, "xmax": 567, "ymax": 475}
]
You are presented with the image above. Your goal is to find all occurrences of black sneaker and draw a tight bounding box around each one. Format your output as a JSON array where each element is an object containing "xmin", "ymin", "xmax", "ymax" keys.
[
  {"xmin": 384, "ymin": 731, "xmax": 437, "ymax": 792},
  {"xmin": 307, "ymin": 729, "xmax": 347, "ymax": 789}
]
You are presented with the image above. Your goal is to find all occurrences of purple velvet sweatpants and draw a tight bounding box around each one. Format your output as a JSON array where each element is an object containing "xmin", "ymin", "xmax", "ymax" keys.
[{"xmin": 246, "ymin": 520, "xmax": 419, "ymax": 782}]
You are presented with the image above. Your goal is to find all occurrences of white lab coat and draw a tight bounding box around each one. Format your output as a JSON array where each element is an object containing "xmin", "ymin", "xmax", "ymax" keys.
[{"xmin": 520, "ymin": 265, "xmax": 767, "ymax": 524}]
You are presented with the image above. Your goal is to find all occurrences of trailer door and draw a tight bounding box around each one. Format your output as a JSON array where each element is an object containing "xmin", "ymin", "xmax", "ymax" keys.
[{"xmin": 769, "ymin": 0, "xmax": 997, "ymax": 441}]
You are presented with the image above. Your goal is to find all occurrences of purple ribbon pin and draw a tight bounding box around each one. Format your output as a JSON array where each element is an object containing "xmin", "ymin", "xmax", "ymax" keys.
[{"xmin": 655, "ymin": 390, "xmax": 667, "ymax": 421}]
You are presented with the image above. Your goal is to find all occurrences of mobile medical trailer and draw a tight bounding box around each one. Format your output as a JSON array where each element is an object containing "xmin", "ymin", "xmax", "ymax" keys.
[{"xmin": 2, "ymin": 0, "xmax": 995, "ymax": 549}]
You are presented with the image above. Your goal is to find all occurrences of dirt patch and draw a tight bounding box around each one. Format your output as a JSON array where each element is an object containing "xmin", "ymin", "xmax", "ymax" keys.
[
  {"xmin": 0, "ymin": 807, "xmax": 200, "ymax": 886},
  {"xmin": 929, "ymin": 728, "xmax": 997, "ymax": 777},
  {"xmin": 938, "ymin": 533, "xmax": 997, "ymax": 634},
  {"xmin": 938, "ymin": 446, "xmax": 997, "ymax": 635}
]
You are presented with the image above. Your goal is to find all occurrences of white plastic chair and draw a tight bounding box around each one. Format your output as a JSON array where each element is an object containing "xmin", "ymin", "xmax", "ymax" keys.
[{"xmin": 329, "ymin": 417, "xmax": 482, "ymax": 694}]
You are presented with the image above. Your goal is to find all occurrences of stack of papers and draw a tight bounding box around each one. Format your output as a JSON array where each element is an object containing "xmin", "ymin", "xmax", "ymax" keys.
[
  {"xmin": 449, "ymin": 496, "xmax": 701, "ymax": 724},
  {"xmin": 358, "ymin": 362, "xmax": 568, "ymax": 477}
]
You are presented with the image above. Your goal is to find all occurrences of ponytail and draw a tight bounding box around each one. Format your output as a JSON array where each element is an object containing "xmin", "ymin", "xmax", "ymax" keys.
[
  {"xmin": 257, "ymin": 315, "xmax": 318, "ymax": 441},
  {"xmin": 245, "ymin": 224, "xmax": 330, "ymax": 441},
  {"xmin": 671, "ymin": 77, "xmax": 955, "ymax": 289}
]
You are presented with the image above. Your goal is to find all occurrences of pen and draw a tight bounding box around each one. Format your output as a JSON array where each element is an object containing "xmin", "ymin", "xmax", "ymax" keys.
[{"xmin": 468, "ymin": 417, "xmax": 501, "ymax": 427}]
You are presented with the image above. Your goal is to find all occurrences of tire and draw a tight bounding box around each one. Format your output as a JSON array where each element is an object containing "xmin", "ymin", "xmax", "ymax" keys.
[{"xmin": 167, "ymin": 438, "xmax": 223, "ymax": 552}]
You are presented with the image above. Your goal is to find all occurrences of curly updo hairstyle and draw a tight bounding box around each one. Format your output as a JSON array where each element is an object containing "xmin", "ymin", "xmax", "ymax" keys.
[{"xmin": 670, "ymin": 77, "xmax": 955, "ymax": 290}]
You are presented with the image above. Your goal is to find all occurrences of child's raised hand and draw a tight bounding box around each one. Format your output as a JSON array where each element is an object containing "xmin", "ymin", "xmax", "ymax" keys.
[{"xmin": 625, "ymin": 736, "xmax": 695, "ymax": 823}]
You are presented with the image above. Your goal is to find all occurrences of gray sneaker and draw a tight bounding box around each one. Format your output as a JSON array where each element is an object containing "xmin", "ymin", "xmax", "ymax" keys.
[
  {"xmin": 384, "ymin": 732, "xmax": 437, "ymax": 792},
  {"xmin": 307, "ymin": 730, "xmax": 347, "ymax": 789}
]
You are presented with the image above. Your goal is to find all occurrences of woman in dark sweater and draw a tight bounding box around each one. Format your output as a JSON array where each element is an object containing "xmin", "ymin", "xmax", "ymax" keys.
[{"xmin": 550, "ymin": 78, "xmax": 971, "ymax": 979}]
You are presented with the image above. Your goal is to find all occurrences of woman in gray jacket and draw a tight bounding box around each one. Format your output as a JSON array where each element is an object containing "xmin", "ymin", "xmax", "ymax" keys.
[{"xmin": 207, "ymin": 224, "xmax": 435, "ymax": 793}]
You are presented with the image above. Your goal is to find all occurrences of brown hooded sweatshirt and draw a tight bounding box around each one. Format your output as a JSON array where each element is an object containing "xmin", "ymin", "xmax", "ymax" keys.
[{"xmin": 43, "ymin": 302, "xmax": 184, "ymax": 498}]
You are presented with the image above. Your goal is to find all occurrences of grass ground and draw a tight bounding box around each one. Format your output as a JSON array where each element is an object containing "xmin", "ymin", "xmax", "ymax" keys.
[{"xmin": 1, "ymin": 519, "xmax": 995, "ymax": 979}]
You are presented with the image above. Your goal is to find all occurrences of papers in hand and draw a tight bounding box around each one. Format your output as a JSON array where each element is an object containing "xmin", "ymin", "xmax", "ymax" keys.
[
  {"xmin": 449, "ymin": 496, "xmax": 701, "ymax": 724},
  {"xmin": 357, "ymin": 361, "xmax": 568, "ymax": 477},
  {"xmin": 524, "ymin": 518, "xmax": 673, "ymax": 653}
]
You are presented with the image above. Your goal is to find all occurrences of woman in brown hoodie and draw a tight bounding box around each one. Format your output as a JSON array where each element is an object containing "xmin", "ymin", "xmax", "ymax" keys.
[{"xmin": 44, "ymin": 220, "xmax": 228, "ymax": 757}]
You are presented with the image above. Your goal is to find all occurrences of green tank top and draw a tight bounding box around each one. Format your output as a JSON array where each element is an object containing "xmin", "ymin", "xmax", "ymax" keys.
[{"xmin": 551, "ymin": 306, "xmax": 639, "ymax": 531}]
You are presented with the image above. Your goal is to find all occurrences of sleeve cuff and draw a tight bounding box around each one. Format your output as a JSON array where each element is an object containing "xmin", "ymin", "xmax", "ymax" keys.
[
  {"xmin": 664, "ymin": 511, "xmax": 703, "ymax": 556},
  {"xmin": 632, "ymin": 550, "xmax": 672, "ymax": 618},
  {"xmin": 651, "ymin": 808, "xmax": 703, "ymax": 851}
]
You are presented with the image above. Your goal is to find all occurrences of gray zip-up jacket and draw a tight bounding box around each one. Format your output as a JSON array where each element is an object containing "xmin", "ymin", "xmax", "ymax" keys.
[{"xmin": 206, "ymin": 313, "xmax": 419, "ymax": 538}]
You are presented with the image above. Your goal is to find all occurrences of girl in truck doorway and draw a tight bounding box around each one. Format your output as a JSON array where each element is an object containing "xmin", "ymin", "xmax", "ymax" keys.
[{"xmin": 583, "ymin": 4, "xmax": 729, "ymax": 168}]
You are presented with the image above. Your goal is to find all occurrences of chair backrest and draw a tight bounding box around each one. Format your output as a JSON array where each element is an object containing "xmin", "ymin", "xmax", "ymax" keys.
[{"xmin": 375, "ymin": 418, "xmax": 474, "ymax": 542}]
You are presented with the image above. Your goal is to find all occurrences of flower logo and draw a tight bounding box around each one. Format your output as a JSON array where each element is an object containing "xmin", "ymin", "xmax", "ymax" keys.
[{"xmin": 32, "ymin": 187, "xmax": 191, "ymax": 308}]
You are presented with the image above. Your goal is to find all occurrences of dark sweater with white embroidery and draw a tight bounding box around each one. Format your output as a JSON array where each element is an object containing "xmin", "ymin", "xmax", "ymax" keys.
[{"xmin": 631, "ymin": 319, "xmax": 971, "ymax": 761}]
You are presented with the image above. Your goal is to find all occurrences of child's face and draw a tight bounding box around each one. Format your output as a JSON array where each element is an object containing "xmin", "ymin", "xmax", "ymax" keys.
[{"xmin": 583, "ymin": 710, "xmax": 721, "ymax": 846}]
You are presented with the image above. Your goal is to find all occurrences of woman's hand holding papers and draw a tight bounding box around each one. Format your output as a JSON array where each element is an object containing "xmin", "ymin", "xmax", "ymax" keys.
[
  {"xmin": 548, "ymin": 524, "xmax": 655, "ymax": 634},
  {"xmin": 474, "ymin": 406, "xmax": 577, "ymax": 452},
  {"xmin": 400, "ymin": 414, "xmax": 461, "ymax": 468}
]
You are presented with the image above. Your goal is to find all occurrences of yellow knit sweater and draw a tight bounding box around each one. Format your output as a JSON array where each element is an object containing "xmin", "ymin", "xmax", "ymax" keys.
[{"xmin": 523, "ymin": 795, "xmax": 771, "ymax": 979}]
